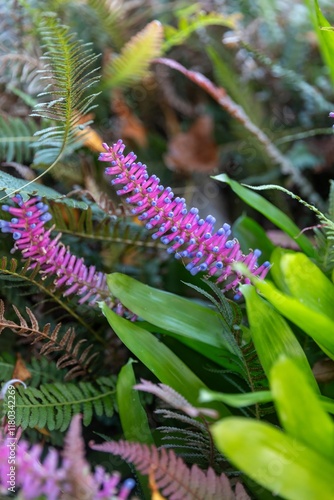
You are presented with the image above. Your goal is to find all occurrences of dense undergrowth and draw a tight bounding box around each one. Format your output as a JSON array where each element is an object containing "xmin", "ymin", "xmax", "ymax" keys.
[{"xmin": 0, "ymin": 1, "xmax": 333, "ymax": 499}]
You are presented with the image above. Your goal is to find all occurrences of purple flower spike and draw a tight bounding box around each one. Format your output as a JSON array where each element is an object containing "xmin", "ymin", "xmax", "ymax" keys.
[
  {"xmin": 101, "ymin": 140, "xmax": 270, "ymax": 297},
  {"xmin": 0, "ymin": 196, "xmax": 111, "ymax": 307}
]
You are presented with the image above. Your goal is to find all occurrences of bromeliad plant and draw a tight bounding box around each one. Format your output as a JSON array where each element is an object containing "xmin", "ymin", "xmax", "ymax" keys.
[{"xmin": 1, "ymin": 1, "xmax": 334, "ymax": 499}]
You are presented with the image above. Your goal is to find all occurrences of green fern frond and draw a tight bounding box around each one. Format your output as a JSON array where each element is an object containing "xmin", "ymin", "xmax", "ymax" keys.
[
  {"xmin": 163, "ymin": 9, "xmax": 238, "ymax": 51},
  {"xmin": 0, "ymin": 300, "xmax": 98, "ymax": 380},
  {"xmin": 87, "ymin": 0, "xmax": 127, "ymax": 50},
  {"xmin": 4, "ymin": 376, "xmax": 115, "ymax": 431},
  {"xmin": 31, "ymin": 13, "xmax": 100, "ymax": 167},
  {"xmin": 0, "ymin": 116, "xmax": 39, "ymax": 163},
  {"xmin": 102, "ymin": 20, "xmax": 163, "ymax": 89},
  {"xmin": 28, "ymin": 357, "xmax": 66, "ymax": 386},
  {"xmin": 49, "ymin": 202, "xmax": 164, "ymax": 250},
  {"xmin": 0, "ymin": 170, "xmax": 87, "ymax": 208}
]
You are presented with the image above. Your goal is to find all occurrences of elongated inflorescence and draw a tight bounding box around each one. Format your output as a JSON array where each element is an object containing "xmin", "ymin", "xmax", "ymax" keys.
[
  {"xmin": 100, "ymin": 140, "xmax": 270, "ymax": 298},
  {"xmin": 0, "ymin": 194, "xmax": 111, "ymax": 306}
]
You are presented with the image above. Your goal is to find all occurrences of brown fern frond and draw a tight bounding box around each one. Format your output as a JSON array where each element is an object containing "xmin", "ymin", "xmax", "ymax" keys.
[
  {"xmin": 90, "ymin": 440, "xmax": 250, "ymax": 500},
  {"xmin": 0, "ymin": 300, "xmax": 97, "ymax": 380}
]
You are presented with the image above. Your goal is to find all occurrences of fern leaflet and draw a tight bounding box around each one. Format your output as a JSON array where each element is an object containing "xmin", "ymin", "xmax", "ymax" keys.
[
  {"xmin": 0, "ymin": 300, "xmax": 97, "ymax": 380},
  {"xmin": 90, "ymin": 440, "xmax": 250, "ymax": 500},
  {"xmin": 102, "ymin": 20, "xmax": 163, "ymax": 89},
  {"xmin": 4, "ymin": 377, "xmax": 115, "ymax": 431}
]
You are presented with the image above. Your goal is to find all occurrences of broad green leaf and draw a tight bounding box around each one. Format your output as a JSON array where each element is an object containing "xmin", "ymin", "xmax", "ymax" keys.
[
  {"xmin": 106, "ymin": 273, "xmax": 239, "ymax": 355},
  {"xmin": 0, "ymin": 170, "xmax": 87, "ymax": 209},
  {"xmin": 199, "ymin": 388, "xmax": 272, "ymax": 407},
  {"xmin": 274, "ymin": 251, "xmax": 334, "ymax": 322},
  {"xmin": 213, "ymin": 174, "xmax": 314, "ymax": 257},
  {"xmin": 101, "ymin": 303, "xmax": 230, "ymax": 417},
  {"xmin": 253, "ymin": 278, "xmax": 334, "ymax": 360},
  {"xmin": 117, "ymin": 360, "xmax": 154, "ymax": 444},
  {"xmin": 270, "ymin": 357, "xmax": 334, "ymax": 462},
  {"xmin": 116, "ymin": 360, "xmax": 153, "ymax": 498},
  {"xmin": 212, "ymin": 417, "xmax": 334, "ymax": 499},
  {"xmin": 241, "ymin": 285, "xmax": 318, "ymax": 392}
]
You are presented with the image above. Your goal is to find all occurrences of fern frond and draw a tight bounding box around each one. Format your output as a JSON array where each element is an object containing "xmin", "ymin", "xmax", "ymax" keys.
[
  {"xmin": 5, "ymin": 377, "xmax": 115, "ymax": 431},
  {"xmin": 155, "ymin": 408, "xmax": 225, "ymax": 470},
  {"xmin": 90, "ymin": 440, "xmax": 250, "ymax": 499},
  {"xmin": 0, "ymin": 300, "xmax": 97, "ymax": 380},
  {"xmin": 102, "ymin": 20, "xmax": 163, "ymax": 89},
  {"xmin": 49, "ymin": 202, "xmax": 165, "ymax": 250},
  {"xmin": 28, "ymin": 357, "xmax": 66, "ymax": 386},
  {"xmin": 184, "ymin": 282, "xmax": 270, "ymax": 416},
  {"xmin": 135, "ymin": 379, "xmax": 217, "ymax": 418},
  {"xmin": 0, "ymin": 257, "xmax": 98, "ymax": 340},
  {"xmin": 0, "ymin": 116, "xmax": 39, "ymax": 163},
  {"xmin": 30, "ymin": 13, "xmax": 100, "ymax": 168},
  {"xmin": 87, "ymin": 0, "xmax": 127, "ymax": 50},
  {"xmin": 163, "ymin": 9, "xmax": 238, "ymax": 51}
]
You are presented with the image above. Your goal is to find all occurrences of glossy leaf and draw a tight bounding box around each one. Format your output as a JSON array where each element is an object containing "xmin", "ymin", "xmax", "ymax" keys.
[
  {"xmin": 199, "ymin": 388, "xmax": 272, "ymax": 407},
  {"xmin": 214, "ymin": 174, "xmax": 314, "ymax": 257},
  {"xmin": 273, "ymin": 251, "xmax": 334, "ymax": 321},
  {"xmin": 106, "ymin": 273, "xmax": 242, "ymax": 371},
  {"xmin": 117, "ymin": 359, "xmax": 154, "ymax": 444},
  {"xmin": 270, "ymin": 357, "xmax": 334, "ymax": 462},
  {"xmin": 240, "ymin": 284, "xmax": 318, "ymax": 391},
  {"xmin": 101, "ymin": 303, "xmax": 230, "ymax": 416},
  {"xmin": 253, "ymin": 278, "xmax": 334, "ymax": 360},
  {"xmin": 212, "ymin": 417, "xmax": 334, "ymax": 499},
  {"xmin": 305, "ymin": 0, "xmax": 334, "ymax": 86}
]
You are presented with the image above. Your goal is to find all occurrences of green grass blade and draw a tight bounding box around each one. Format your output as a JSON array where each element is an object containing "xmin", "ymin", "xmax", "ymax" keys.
[{"xmin": 214, "ymin": 174, "xmax": 315, "ymax": 257}]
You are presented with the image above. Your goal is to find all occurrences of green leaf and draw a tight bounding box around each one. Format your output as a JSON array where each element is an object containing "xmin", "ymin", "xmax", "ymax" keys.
[
  {"xmin": 305, "ymin": 0, "xmax": 334, "ymax": 86},
  {"xmin": 211, "ymin": 417, "xmax": 334, "ymax": 499},
  {"xmin": 274, "ymin": 251, "xmax": 334, "ymax": 322},
  {"xmin": 213, "ymin": 174, "xmax": 315, "ymax": 257},
  {"xmin": 0, "ymin": 165, "xmax": 87, "ymax": 209},
  {"xmin": 163, "ymin": 11, "xmax": 237, "ymax": 51},
  {"xmin": 117, "ymin": 359, "xmax": 154, "ymax": 444},
  {"xmin": 232, "ymin": 215, "xmax": 275, "ymax": 262},
  {"xmin": 241, "ymin": 284, "xmax": 318, "ymax": 392},
  {"xmin": 101, "ymin": 303, "xmax": 230, "ymax": 417},
  {"xmin": 106, "ymin": 273, "xmax": 241, "ymax": 357},
  {"xmin": 270, "ymin": 357, "xmax": 334, "ymax": 462},
  {"xmin": 102, "ymin": 20, "xmax": 163, "ymax": 89},
  {"xmin": 199, "ymin": 388, "xmax": 272, "ymax": 407},
  {"xmin": 253, "ymin": 278, "xmax": 334, "ymax": 360}
]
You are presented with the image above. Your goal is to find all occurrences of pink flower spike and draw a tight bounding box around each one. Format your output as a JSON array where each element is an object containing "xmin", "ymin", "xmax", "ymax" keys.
[{"xmin": 101, "ymin": 140, "xmax": 271, "ymax": 297}]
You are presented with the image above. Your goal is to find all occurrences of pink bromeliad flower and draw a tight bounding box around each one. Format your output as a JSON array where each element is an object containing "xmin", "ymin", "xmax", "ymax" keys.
[
  {"xmin": 0, "ymin": 194, "xmax": 117, "ymax": 308},
  {"xmin": 100, "ymin": 140, "xmax": 270, "ymax": 299}
]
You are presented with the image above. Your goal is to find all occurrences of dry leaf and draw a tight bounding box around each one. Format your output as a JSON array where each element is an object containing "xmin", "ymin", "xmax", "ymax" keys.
[
  {"xmin": 12, "ymin": 353, "xmax": 31, "ymax": 383},
  {"xmin": 112, "ymin": 91, "xmax": 147, "ymax": 147},
  {"xmin": 164, "ymin": 115, "xmax": 219, "ymax": 173},
  {"xmin": 312, "ymin": 358, "xmax": 334, "ymax": 383},
  {"xmin": 74, "ymin": 112, "xmax": 104, "ymax": 153}
]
